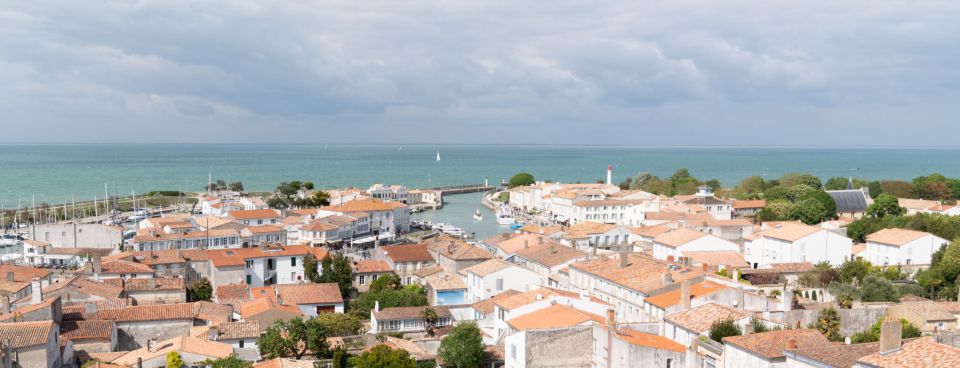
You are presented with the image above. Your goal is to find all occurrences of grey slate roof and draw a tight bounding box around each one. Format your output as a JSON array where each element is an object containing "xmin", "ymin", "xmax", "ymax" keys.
[{"xmin": 826, "ymin": 189, "xmax": 869, "ymax": 213}]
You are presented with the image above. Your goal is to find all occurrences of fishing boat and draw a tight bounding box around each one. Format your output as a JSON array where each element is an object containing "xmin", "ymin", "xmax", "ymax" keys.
[{"xmin": 495, "ymin": 204, "xmax": 515, "ymax": 225}]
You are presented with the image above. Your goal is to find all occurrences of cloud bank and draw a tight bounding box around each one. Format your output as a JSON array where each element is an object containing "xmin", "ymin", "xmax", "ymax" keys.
[{"xmin": 1, "ymin": 0, "xmax": 958, "ymax": 145}]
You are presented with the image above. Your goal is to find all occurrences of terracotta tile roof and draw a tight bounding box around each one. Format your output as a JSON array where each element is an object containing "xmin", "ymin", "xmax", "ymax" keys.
[
  {"xmin": 97, "ymin": 303, "xmax": 196, "ymax": 322},
  {"xmin": 665, "ymin": 302, "xmax": 751, "ymax": 333},
  {"xmin": 44, "ymin": 276, "xmax": 124, "ymax": 300},
  {"xmin": 318, "ymin": 198, "xmax": 406, "ymax": 213},
  {"xmin": 562, "ymin": 222, "xmax": 620, "ymax": 239},
  {"xmin": 506, "ymin": 304, "xmax": 605, "ymax": 331},
  {"xmin": 686, "ymin": 219, "xmax": 754, "ymax": 227},
  {"xmin": 681, "ymin": 251, "xmax": 748, "ymax": 268},
  {"xmin": 484, "ymin": 233, "xmax": 552, "ymax": 254},
  {"xmin": 302, "ymin": 221, "xmax": 337, "ymax": 231},
  {"xmin": 211, "ymin": 320, "xmax": 261, "ymax": 340},
  {"xmin": 239, "ymin": 296, "xmax": 303, "ymax": 319},
  {"xmin": 898, "ymin": 301, "xmax": 956, "ymax": 321},
  {"xmin": 355, "ymin": 260, "xmax": 391, "ymax": 273},
  {"xmin": 254, "ymin": 358, "xmax": 317, "ymax": 368},
  {"xmin": 424, "ymin": 272, "xmax": 466, "ymax": 291},
  {"xmin": 413, "ymin": 265, "xmax": 444, "ymax": 279},
  {"xmin": 630, "ymin": 224, "xmax": 675, "ymax": 238},
  {"xmin": 110, "ymin": 335, "xmax": 233, "ymax": 365},
  {"xmin": 493, "ymin": 287, "xmax": 609, "ymax": 310},
  {"xmin": 653, "ymin": 228, "xmax": 709, "ymax": 247},
  {"xmin": 462, "ymin": 258, "xmax": 514, "ymax": 277},
  {"xmin": 569, "ymin": 254, "xmax": 704, "ymax": 295},
  {"xmin": 100, "ymin": 259, "xmax": 155, "ymax": 274},
  {"xmin": 734, "ymin": 199, "xmax": 766, "ymax": 209},
  {"xmin": 786, "ymin": 342, "xmax": 879, "ymax": 368},
  {"xmin": 227, "ymin": 209, "xmax": 280, "ymax": 220},
  {"xmin": 519, "ymin": 224, "xmax": 564, "ymax": 236},
  {"xmin": 723, "ymin": 329, "xmax": 832, "ymax": 359},
  {"xmin": 121, "ymin": 249, "xmax": 208, "ymax": 265},
  {"xmin": 207, "ymin": 245, "xmax": 315, "ymax": 267},
  {"xmin": 373, "ymin": 306, "xmax": 451, "ymax": 321},
  {"xmin": 645, "ymin": 281, "xmax": 728, "ymax": 309},
  {"xmin": 898, "ymin": 198, "xmax": 939, "ymax": 211},
  {"xmin": 471, "ymin": 290, "xmax": 521, "ymax": 315},
  {"xmin": 644, "ymin": 212, "xmax": 691, "ymax": 221},
  {"xmin": 245, "ymin": 225, "xmax": 285, "ymax": 234},
  {"xmin": 380, "ymin": 244, "xmax": 433, "ymax": 263},
  {"xmin": 745, "ymin": 222, "xmax": 822, "ymax": 242},
  {"xmin": 429, "ymin": 237, "xmax": 493, "ymax": 261},
  {"xmin": 46, "ymin": 247, "xmax": 114, "ymax": 256},
  {"xmin": 216, "ymin": 284, "xmax": 251, "ymax": 301},
  {"xmin": 0, "ymin": 265, "xmax": 52, "ymax": 280},
  {"xmin": 867, "ymin": 228, "xmax": 934, "ymax": 247},
  {"xmin": 857, "ymin": 337, "xmax": 960, "ymax": 368},
  {"xmin": 514, "ymin": 243, "xmax": 585, "ymax": 267},
  {"xmin": 103, "ymin": 277, "xmax": 185, "ymax": 291},
  {"xmin": 0, "ymin": 321, "xmax": 54, "ymax": 348},
  {"xmin": 617, "ymin": 329, "xmax": 686, "ymax": 353},
  {"xmin": 852, "ymin": 243, "xmax": 867, "ymax": 255},
  {"xmin": 0, "ymin": 297, "xmax": 58, "ymax": 322},
  {"xmin": 60, "ymin": 320, "xmax": 114, "ymax": 341},
  {"xmin": 268, "ymin": 283, "xmax": 343, "ymax": 305}
]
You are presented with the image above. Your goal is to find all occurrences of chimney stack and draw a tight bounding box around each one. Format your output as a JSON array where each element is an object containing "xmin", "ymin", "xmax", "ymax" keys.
[
  {"xmin": 780, "ymin": 289, "xmax": 793, "ymax": 312},
  {"xmin": 30, "ymin": 277, "xmax": 42, "ymax": 304},
  {"xmin": 879, "ymin": 319, "xmax": 903, "ymax": 355},
  {"xmin": 374, "ymin": 300, "xmax": 380, "ymax": 312},
  {"xmin": 666, "ymin": 255, "xmax": 675, "ymax": 262},
  {"xmin": 0, "ymin": 295, "xmax": 9, "ymax": 315},
  {"xmin": 3, "ymin": 273, "xmax": 12, "ymax": 282},
  {"xmin": 662, "ymin": 272, "xmax": 673, "ymax": 286},
  {"xmin": 501, "ymin": 233, "xmax": 510, "ymax": 240},
  {"xmin": 680, "ymin": 280, "xmax": 692, "ymax": 311},
  {"xmin": 619, "ymin": 251, "xmax": 629, "ymax": 268},
  {"xmin": 538, "ymin": 236, "xmax": 544, "ymax": 245},
  {"xmin": 448, "ymin": 240, "xmax": 455, "ymax": 254},
  {"xmin": 92, "ymin": 255, "xmax": 102, "ymax": 274},
  {"xmin": 524, "ymin": 240, "xmax": 529, "ymax": 249},
  {"xmin": 786, "ymin": 339, "xmax": 798, "ymax": 350},
  {"xmin": 686, "ymin": 336, "xmax": 699, "ymax": 368},
  {"xmin": 736, "ymin": 287, "xmax": 744, "ymax": 308}
]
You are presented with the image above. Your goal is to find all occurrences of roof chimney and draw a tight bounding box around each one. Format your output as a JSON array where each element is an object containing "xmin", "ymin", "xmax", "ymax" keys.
[
  {"xmin": 501, "ymin": 233, "xmax": 510, "ymax": 240},
  {"xmin": 780, "ymin": 289, "xmax": 793, "ymax": 312},
  {"xmin": 4, "ymin": 272, "xmax": 12, "ymax": 282},
  {"xmin": 30, "ymin": 277, "xmax": 42, "ymax": 304},
  {"xmin": 448, "ymin": 240, "xmax": 456, "ymax": 254},
  {"xmin": 736, "ymin": 287, "xmax": 744, "ymax": 308},
  {"xmin": 879, "ymin": 319, "xmax": 902, "ymax": 355},
  {"xmin": 524, "ymin": 240, "xmax": 529, "ymax": 249},
  {"xmin": 680, "ymin": 280, "xmax": 692, "ymax": 311},
  {"xmin": 374, "ymin": 300, "xmax": 380, "ymax": 312},
  {"xmin": 535, "ymin": 293, "xmax": 543, "ymax": 300},
  {"xmin": 0, "ymin": 295, "xmax": 9, "ymax": 315},
  {"xmin": 662, "ymin": 272, "xmax": 673, "ymax": 286},
  {"xmin": 619, "ymin": 251, "xmax": 629, "ymax": 268},
  {"xmin": 92, "ymin": 255, "xmax": 102, "ymax": 274},
  {"xmin": 702, "ymin": 263, "xmax": 709, "ymax": 272},
  {"xmin": 549, "ymin": 245, "xmax": 557, "ymax": 254},
  {"xmin": 538, "ymin": 236, "xmax": 544, "ymax": 245},
  {"xmin": 786, "ymin": 339, "xmax": 798, "ymax": 350},
  {"xmin": 84, "ymin": 303, "xmax": 97, "ymax": 316},
  {"xmin": 666, "ymin": 255, "xmax": 675, "ymax": 262}
]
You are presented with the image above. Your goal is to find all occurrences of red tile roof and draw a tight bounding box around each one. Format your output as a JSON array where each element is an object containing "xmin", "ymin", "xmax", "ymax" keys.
[
  {"xmin": 228, "ymin": 209, "xmax": 280, "ymax": 220},
  {"xmin": 381, "ymin": 244, "xmax": 433, "ymax": 263},
  {"xmin": 723, "ymin": 329, "xmax": 831, "ymax": 359}
]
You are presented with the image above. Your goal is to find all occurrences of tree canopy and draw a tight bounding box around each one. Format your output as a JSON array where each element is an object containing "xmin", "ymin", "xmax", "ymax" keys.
[
  {"xmin": 816, "ymin": 308, "xmax": 843, "ymax": 342},
  {"xmin": 258, "ymin": 317, "xmax": 329, "ymax": 359},
  {"xmin": 709, "ymin": 319, "xmax": 742, "ymax": 344},
  {"xmin": 320, "ymin": 253, "xmax": 355, "ymax": 296},
  {"xmin": 166, "ymin": 352, "xmax": 184, "ymax": 368},
  {"xmin": 508, "ymin": 173, "xmax": 535, "ymax": 188},
  {"xmin": 438, "ymin": 323, "xmax": 485, "ymax": 368},
  {"xmin": 350, "ymin": 274, "xmax": 428, "ymax": 317},
  {"xmin": 202, "ymin": 355, "xmax": 252, "ymax": 368},
  {"xmin": 187, "ymin": 277, "xmax": 213, "ymax": 302},
  {"xmin": 350, "ymin": 345, "xmax": 417, "ymax": 368},
  {"xmin": 866, "ymin": 194, "xmax": 906, "ymax": 218}
]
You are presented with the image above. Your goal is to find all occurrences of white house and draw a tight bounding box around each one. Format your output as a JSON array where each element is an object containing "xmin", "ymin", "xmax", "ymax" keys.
[
  {"xmin": 251, "ymin": 283, "xmax": 344, "ymax": 315},
  {"xmin": 865, "ymin": 228, "xmax": 949, "ymax": 266},
  {"xmin": 743, "ymin": 222, "xmax": 852, "ymax": 269},
  {"xmin": 226, "ymin": 209, "xmax": 281, "ymax": 225},
  {"xmin": 651, "ymin": 228, "xmax": 740, "ymax": 262},
  {"xmin": 464, "ymin": 259, "xmax": 541, "ymax": 303},
  {"xmin": 367, "ymin": 184, "xmax": 409, "ymax": 203},
  {"xmin": 206, "ymin": 245, "xmax": 327, "ymax": 290}
]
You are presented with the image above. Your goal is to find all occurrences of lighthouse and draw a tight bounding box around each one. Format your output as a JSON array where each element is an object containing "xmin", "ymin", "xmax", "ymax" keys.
[{"xmin": 606, "ymin": 165, "xmax": 612, "ymax": 185}]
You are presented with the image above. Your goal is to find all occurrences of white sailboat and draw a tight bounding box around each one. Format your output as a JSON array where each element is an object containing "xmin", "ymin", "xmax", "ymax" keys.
[
  {"xmin": 473, "ymin": 190, "xmax": 483, "ymax": 221},
  {"xmin": 436, "ymin": 151, "xmax": 441, "ymax": 161}
]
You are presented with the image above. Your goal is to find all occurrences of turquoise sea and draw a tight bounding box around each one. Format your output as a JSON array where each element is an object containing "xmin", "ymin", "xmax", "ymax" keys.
[{"xmin": 1, "ymin": 144, "xmax": 959, "ymax": 209}]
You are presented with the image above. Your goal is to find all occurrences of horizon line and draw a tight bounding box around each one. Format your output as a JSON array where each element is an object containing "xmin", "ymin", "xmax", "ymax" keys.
[{"xmin": 0, "ymin": 142, "xmax": 959, "ymax": 150}]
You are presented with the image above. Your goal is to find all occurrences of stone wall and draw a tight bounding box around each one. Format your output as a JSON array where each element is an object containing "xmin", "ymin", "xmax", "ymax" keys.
[
  {"xmin": 525, "ymin": 327, "xmax": 593, "ymax": 368},
  {"xmin": 116, "ymin": 319, "xmax": 192, "ymax": 350},
  {"xmin": 770, "ymin": 306, "xmax": 888, "ymax": 336}
]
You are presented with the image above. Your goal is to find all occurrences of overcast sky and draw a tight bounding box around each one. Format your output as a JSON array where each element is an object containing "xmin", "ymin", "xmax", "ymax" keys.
[{"xmin": 1, "ymin": 1, "xmax": 958, "ymax": 146}]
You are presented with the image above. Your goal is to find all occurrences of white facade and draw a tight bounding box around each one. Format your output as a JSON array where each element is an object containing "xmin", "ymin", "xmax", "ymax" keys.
[
  {"xmin": 242, "ymin": 255, "xmax": 306, "ymax": 287},
  {"xmin": 865, "ymin": 233, "xmax": 948, "ymax": 266},
  {"xmin": 467, "ymin": 265, "xmax": 541, "ymax": 303},
  {"xmin": 744, "ymin": 228, "xmax": 852, "ymax": 268},
  {"xmin": 652, "ymin": 234, "xmax": 740, "ymax": 262}
]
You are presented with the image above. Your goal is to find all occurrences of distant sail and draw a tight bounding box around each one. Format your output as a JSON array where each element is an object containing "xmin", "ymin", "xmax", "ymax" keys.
[{"xmin": 436, "ymin": 151, "xmax": 441, "ymax": 161}]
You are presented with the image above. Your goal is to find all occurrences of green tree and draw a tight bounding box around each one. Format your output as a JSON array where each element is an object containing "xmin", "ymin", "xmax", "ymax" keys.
[
  {"xmin": 422, "ymin": 308, "xmax": 439, "ymax": 337},
  {"xmin": 303, "ymin": 253, "xmax": 320, "ymax": 283},
  {"xmin": 629, "ymin": 172, "xmax": 658, "ymax": 191},
  {"xmin": 788, "ymin": 198, "xmax": 826, "ymax": 225},
  {"xmin": 868, "ymin": 181, "xmax": 883, "ymax": 199},
  {"xmin": 816, "ymin": 308, "xmax": 843, "ymax": 342},
  {"xmin": 750, "ymin": 317, "xmax": 770, "ymax": 333},
  {"xmin": 738, "ymin": 176, "xmax": 766, "ymax": 195},
  {"xmin": 228, "ymin": 181, "xmax": 244, "ymax": 192},
  {"xmin": 757, "ymin": 200, "xmax": 793, "ymax": 222},
  {"xmin": 349, "ymin": 345, "xmax": 417, "ymax": 368},
  {"xmin": 311, "ymin": 190, "xmax": 331, "ymax": 206},
  {"xmin": 258, "ymin": 317, "xmax": 329, "ymax": 359},
  {"xmin": 825, "ymin": 177, "xmax": 868, "ymax": 190},
  {"xmin": 786, "ymin": 184, "xmax": 816, "ymax": 202},
  {"xmin": 369, "ymin": 273, "xmax": 403, "ymax": 293},
  {"xmin": 866, "ymin": 194, "xmax": 906, "ymax": 217},
  {"xmin": 202, "ymin": 354, "xmax": 252, "ymax": 368},
  {"xmin": 166, "ymin": 352, "xmax": 185, "ymax": 368},
  {"xmin": 350, "ymin": 281, "xmax": 428, "ymax": 317},
  {"xmin": 763, "ymin": 186, "xmax": 791, "ymax": 202},
  {"xmin": 709, "ymin": 319, "xmax": 742, "ymax": 344},
  {"xmin": 860, "ymin": 274, "xmax": 900, "ymax": 302},
  {"xmin": 303, "ymin": 181, "xmax": 315, "ymax": 190},
  {"xmin": 320, "ymin": 253, "xmax": 355, "ymax": 297},
  {"xmin": 508, "ymin": 173, "xmax": 535, "ymax": 188},
  {"xmin": 850, "ymin": 318, "xmax": 921, "ymax": 343},
  {"xmin": 915, "ymin": 182, "xmax": 953, "ymax": 200},
  {"xmin": 917, "ymin": 240, "xmax": 960, "ymax": 300},
  {"xmin": 838, "ymin": 258, "xmax": 873, "ymax": 284},
  {"xmin": 880, "ymin": 181, "xmax": 914, "ymax": 198},
  {"xmin": 438, "ymin": 323, "xmax": 485, "ymax": 368},
  {"xmin": 800, "ymin": 190, "xmax": 837, "ymax": 221},
  {"xmin": 314, "ymin": 313, "xmax": 363, "ymax": 336},
  {"xmin": 187, "ymin": 277, "xmax": 213, "ymax": 302}
]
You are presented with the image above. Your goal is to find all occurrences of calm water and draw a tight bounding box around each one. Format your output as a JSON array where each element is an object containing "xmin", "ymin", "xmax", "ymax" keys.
[
  {"xmin": 411, "ymin": 193, "xmax": 505, "ymax": 241},
  {"xmin": 1, "ymin": 144, "xmax": 959, "ymax": 208}
]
